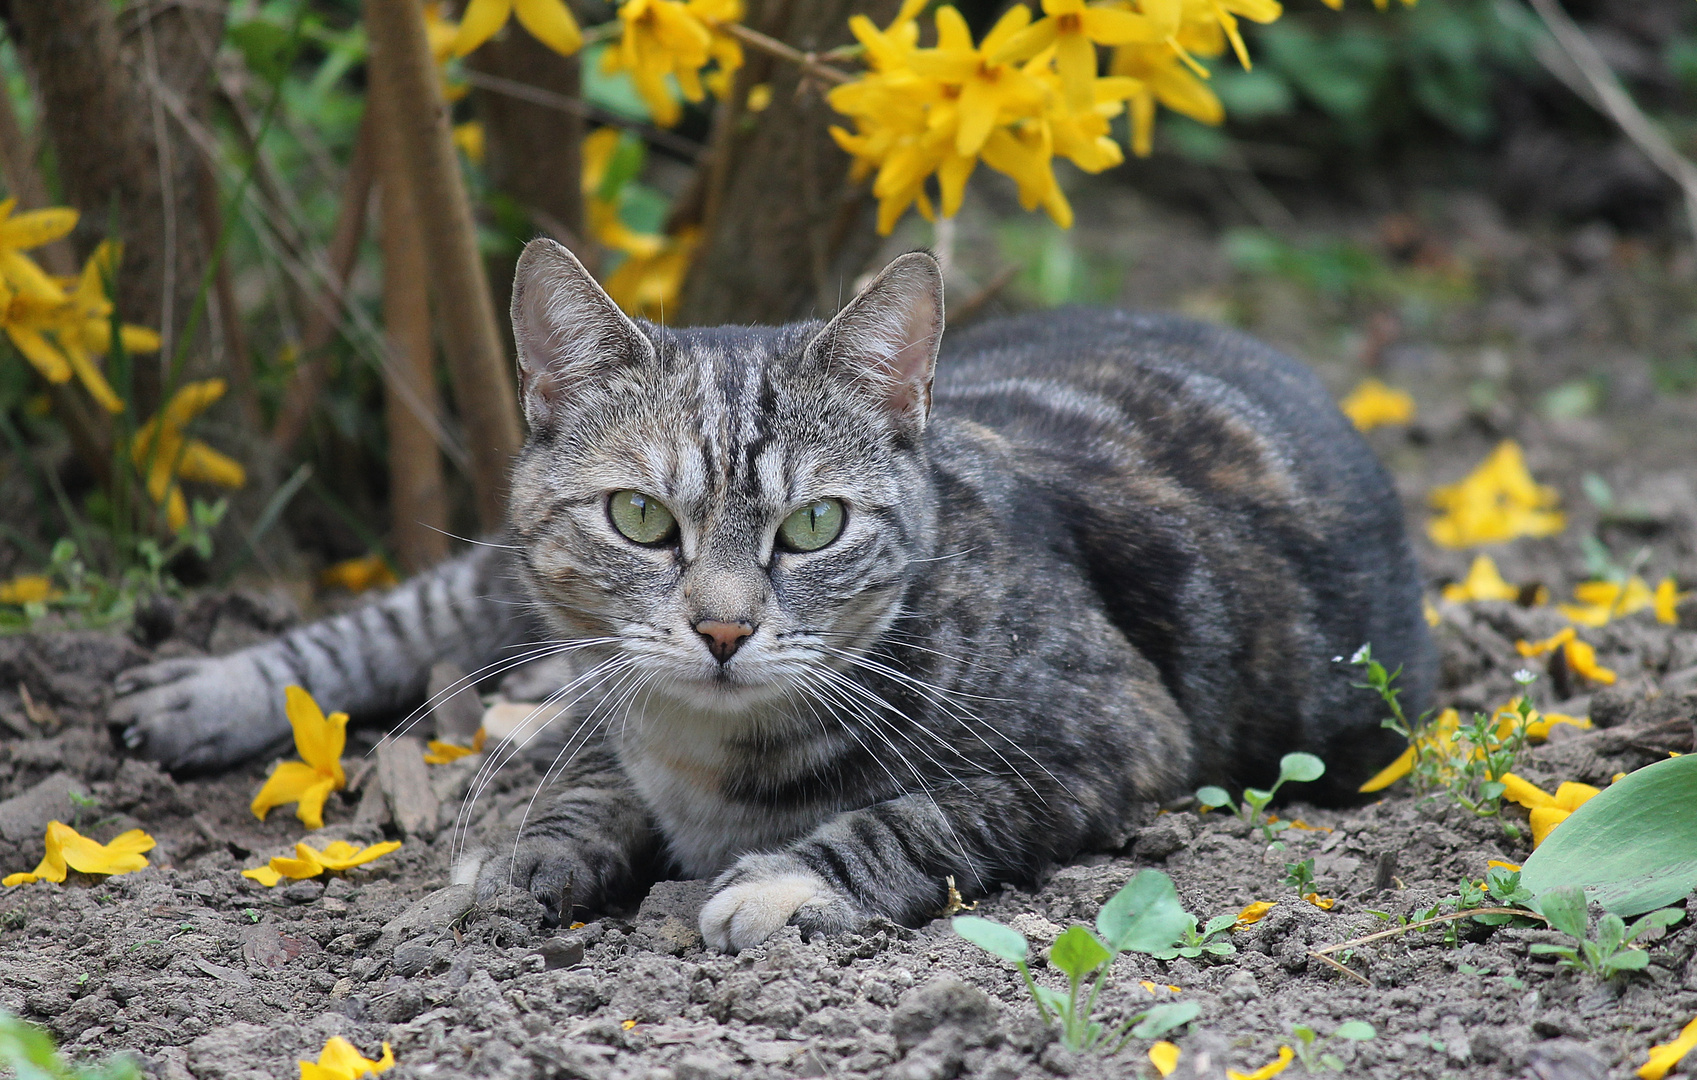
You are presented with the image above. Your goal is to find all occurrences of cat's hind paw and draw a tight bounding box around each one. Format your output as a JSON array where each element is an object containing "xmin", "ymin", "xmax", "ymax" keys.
[{"xmin": 700, "ymin": 854, "xmax": 860, "ymax": 951}]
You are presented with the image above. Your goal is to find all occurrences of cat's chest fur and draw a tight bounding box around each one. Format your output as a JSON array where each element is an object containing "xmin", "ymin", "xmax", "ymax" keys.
[{"xmin": 617, "ymin": 696, "xmax": 848, "ymax": 878}]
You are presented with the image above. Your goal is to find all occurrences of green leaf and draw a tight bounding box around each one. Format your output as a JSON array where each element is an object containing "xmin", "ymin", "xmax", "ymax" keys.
[
  {"xmin": 1528, "ymin": 943, "xmax": 1578, "ymax": 955},
  {"xmin": 952, "ymin": 916, "xmax": 1028, "ymax": 963},
  {"xmin": 1097, "ymin": 870, "xmax": 1194, "ymax": 955},
  {"xmin": 1204, "ymin": 940, "xmax": 1236, "ymax": 956},
  {"xmin": 1535, "ymin": 885, "xmax": 1589, "ymax": 939},
  {"xmin": 1195, "ymin": 786, "xmax": 1232, "ymax": 810},
  {"xmin": 1627, "ymin": 908, "xmax": 1685, "ymax": 942},
  {"xmin": 1202, "ymin": 914, "xmax": 1238, "ymax": 936},
  {"xmin": 1279, "ymin": 752, "xmax": 1327, "ymax": 784},
  {"xmin": 1131, "ymin": 1001, "xmax": 1201, "ymax": 1039},
  {"xmin": 1606, "ymin": 950, "xmax": 1649, "ymax": 973},
  {"xmin": 1521, "ymin": 755, "xmax": 1697, "ymax": 916},
  {"xmin": 228, "ymin": 20, "xmax": 296, "ymax": 84},
  {"xmin": 1032, "ymin": 984, "xmax": 1069, "ymax": 1015},
  {"xmin": 1334, "ymin": 1021, "xmax": 1376, "ymax": 1041},
  {"xmin": 1242, "ymin": 787, "xmax": 1273, "ymax": 809},
  {"xmin": 1049, "ymin": 925, "xmax": 1110, "ymax": 980}
]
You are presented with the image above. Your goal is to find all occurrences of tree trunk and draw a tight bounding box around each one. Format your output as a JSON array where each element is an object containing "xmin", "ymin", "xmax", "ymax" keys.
[
  {"xmin": 675, "ymin": 0, "xmax": 899, "ymax": 326},
  {"xmin": 373, "ymin": 87, "xmax": 450, "ymax": 574},
  {"xmin": 7, "ymin": 0, "xmax": 225, "ymax": 415},
  {"xmin": 365, "ymin": 0, "xmax": 523, "ymax": 533}
]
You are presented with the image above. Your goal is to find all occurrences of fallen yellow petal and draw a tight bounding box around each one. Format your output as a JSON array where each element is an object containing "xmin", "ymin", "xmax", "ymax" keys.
[
  {"xmin": 300, "ymin": 1036, "xmax": 395, "ymax": 1080},
  {"xmin": 0, "ymin": 575, "xmax": 61, "ymax": 605},
  {"xmin": 1499, "ymin": 773, "xmax": 1557, "ymax": 810},
  {"xmin": 1442, "ymin": 555, "xmax": 1520, "ymax": 603},
  {"xmin": 6, "ymin": 821, "xmax": 153, "ymax": 885},
  {"xmin": 1639, "ymin": 1015, "xmax": 1697, "ymax": 1080},
  {"xmin": 1515, "ymin": 626, "xmax": 1575, "ymax": 658},
  {"xmin": 1302, "ymin": 893, "xmax": 1336, "ymax": 911},
  {"xmin": 242, "ymin": 866, "xmax": 284, "ymax": 887},
  {"xmin": 1234, "ymin": 901, "xmax": 1276, "ymax": 927},
  {"xmin": 1150, "ymin": 1041, "xmax": 1181, "ymax": 1077},
  {"xmin": 247, "ymin": 840, "xmax": 403, "ymax": 885},
  {"xmin": 621, "ymin": 1019, "xmax": 638, "ymax": 1030},
  {"xmin": 1487, "ymin": 859, "xmax": 1522, "ymax": 872},
  {"xmin": 1653, "ymin": 578, "xmax": 1688, "ymax": 626},
  {"xmin": 424, "ymin": 727, "xmax": 488, "ymax": 764},
  {"xmin": 1358, "ymin": 744, "xmax": 1415, "ymax": 793},
  {"xmin": 1563, "ymin": 638, "xmax": 1616, "ymax": 685},
  {"xmin": 1340, "ymin": 378, "xmax": 1415, "ymax": 431},
  {"xmin": 1228, "ymin": 1045, "xmax": 1294, "ymax": 1080}
]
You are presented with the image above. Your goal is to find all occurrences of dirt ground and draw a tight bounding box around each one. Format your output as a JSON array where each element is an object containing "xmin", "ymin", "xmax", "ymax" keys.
[{"xmin": 2, "ymin": 182, "xmax": 1697, "ymax": 1080}]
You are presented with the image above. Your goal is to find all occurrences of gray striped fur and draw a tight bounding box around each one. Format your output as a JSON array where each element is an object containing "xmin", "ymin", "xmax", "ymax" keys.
[{"xmin": 113, "ymin": 240, "xmax": 1433, "ymax": 950}]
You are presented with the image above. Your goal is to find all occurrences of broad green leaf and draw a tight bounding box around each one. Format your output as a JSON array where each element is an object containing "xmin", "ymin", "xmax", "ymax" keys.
[
  {"xmin": 1202, "ymin": 913, "xmax": 1238, "ymax": 936},
  {"xmin": 1279, "ymin": 752, "xmax": 1326, "ymax": 784},
  {"xmin": 1195, "ymin": 786, "xmax": 1232, "ymax": 810},
  {"xmin": 1528, "ymin": 943, "xmax": 1577, "ymax": 955},
  {"xmin": 1534, "ymin": 885, "xmax": 1588, "ymax": 939},
  {"xmin": 1243, "ymin": 787, "xmax": 1273, "ymax": 808},
  {"xmin": 1606, "ymin": 950, "xmax": 1649, "ymax": 973},
  {"xmin": 1049, "ymin": 925, "xmax": 1110, "ymax": 980},
  {"xmin": 1521, "ymin": 755, "xmax": 1697, "ymax": 916},
  {"xmin": 1204, "ymin": 940, "xmax": 1236, "ymax": 956},
  {"xmin": 1334, "ymin": 1021, "xmax": 1376, "ymax": 1041},
  {"xmin": 1097, "ymin": 870, "xmax": 1194, "ymax": 955},
  {"xmin": 1131, "ymin": 1001, "xmax": 1201, "ymax": 1039},
  {"xmin": 1627, "ymin": 908, "xmax": 1685, "ymax": 941},
  {"xmin": 1032, "ymin": 984, "xmax": 1069, "ymax": 1015},
  {"xmin": 952, "ymin": 916, "xmax": 1028, "ymax": 963}
]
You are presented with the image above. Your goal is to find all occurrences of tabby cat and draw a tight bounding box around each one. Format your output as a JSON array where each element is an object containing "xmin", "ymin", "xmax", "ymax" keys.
[{"xmin": 112, "ymin": 239, "xmax": 1434, "ymax": 951}]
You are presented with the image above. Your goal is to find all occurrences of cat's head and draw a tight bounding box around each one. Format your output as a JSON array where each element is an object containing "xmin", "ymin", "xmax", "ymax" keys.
[{"xmin": 506, "ymin": 239, "xmax": 944, "ymax": 715}]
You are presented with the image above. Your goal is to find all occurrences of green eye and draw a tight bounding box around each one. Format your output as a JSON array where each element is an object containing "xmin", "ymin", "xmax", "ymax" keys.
[
  {"xmin": 608, "ymin": 491, "xmax": 677, "ymax": 546},
  {"xmin": 777, "ymin": 499, "xmax": 845, "ymax": 552}
]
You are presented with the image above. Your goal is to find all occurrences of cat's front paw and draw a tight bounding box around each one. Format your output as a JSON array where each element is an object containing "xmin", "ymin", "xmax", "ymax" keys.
[
  {"xmin": 700, "ymin": 853, "xmax": 861, "ymax": 952},
  {"xmin": 465, "ymin": 835, "xmax": 591, "ymax": 926},
  {"xmin": 109, "ymin": 654, "xmax": 289, "ymax": 772}
]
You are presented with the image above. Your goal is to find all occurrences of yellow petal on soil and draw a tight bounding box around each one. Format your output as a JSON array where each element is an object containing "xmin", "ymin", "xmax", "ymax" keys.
[
  {"xmin": 1515, "ymin": 627, "xmax": 1574, "ymax": 658},
  {"xmin": 316, "ymin": 840, "xmax": 401, "ymax": 871},
  {"xmin": 1150, "ymin": 1041, "xmax": 1181, "ymax": 1077},
  {"xmin": 1340, "ymin": 378, "xmax": 1415, "ymax": 431},
  {"xmin": 1529, "ymin": 806, "xmax": 1571, "ymax": 847},
  {"xmin": 424, "ymin": 728, "xmax": 486, "ymax": 764},
  {"xmin": 1234, "ymin": 901, "xmax": 1276, "ymax": 927},
  {"xmin": 1653, "ymin": 578, "xmax": 1688, "ymax": 625},
  {"xmin": 1487, "ymin": 859, "xmax": 1521, "ymax": 872},
  {"xmin": 2, "ymin": 872, "xmax": 40, "ymax": 887},
  {"xmin": 242, "ymin": 865, "xmax": 284, "ymax": 886},
  {"xmin": 285, "ymin": 686, "xmax": 349, "ymax": 779},
  {"xmin": 23, "ymin": 821, "xmax": 153, "ymax": 879},
  {"xmin": 0, "ymin": 575, "xmax": 61, "ymax": 605},
  {"xmin": 1639, "ymin": 1015, "xmax": 1697, "ymax": 1080},
  {"xmin": 1553, "ymin": 781, "xmax": 1601, "ymax": 811},
  {"xmin": 1499, "ymin": 773, "xmax": 1557, "ymax": 810},
  {"xmin": 250, "ymin": 761, "xmax": 332, "ymax": 826},
  {"xmin": 300, "ymin": 1036, "xmax": 395, "ymax": 1080},
  {"xmin": 1563, "ymin": 638, "xmax": 1615, "ymax": 685},
  {"xmin": 1442, "ymin": 555, "xmax": 1520, "ymax": 603},
  {"xmin": 1227, "ymin": 1045, "xmax": 1294, "ymax": 1080},
  {"xmin": 1358, "ymin": 744, "xmax": 1415, "ymax": 793},
  {"xmin": 1302, "ymin": 893, "xmax": 1336, "ymax": 910},
  {"xmin": 512, "ymin": 0, "xmax": 583, "ymax": 56}
]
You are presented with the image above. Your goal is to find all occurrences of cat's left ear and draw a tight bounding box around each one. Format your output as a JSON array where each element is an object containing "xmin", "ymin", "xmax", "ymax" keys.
[{"xmin": 805, "ymin": 252, "xmax": 944, "ymax": 437}]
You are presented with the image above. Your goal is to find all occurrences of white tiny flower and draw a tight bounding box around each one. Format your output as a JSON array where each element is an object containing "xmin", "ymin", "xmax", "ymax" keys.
[
  {"xmin": 1349, "ymin": 645, "xmax": 1370, "ymax": 664},
  {"xmin": 1512, "ymin": 669, "xmax": 1537, "ymax": 685},
  {"xmin": 1332, "ymin": 656, "xmax": 1343, "ymax": 663}
]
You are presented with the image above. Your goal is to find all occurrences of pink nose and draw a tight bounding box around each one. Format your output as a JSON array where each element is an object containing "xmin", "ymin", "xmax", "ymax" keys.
[{"xmin": 695, "ymin": 619, "xmax": 754, "ymax": 663}]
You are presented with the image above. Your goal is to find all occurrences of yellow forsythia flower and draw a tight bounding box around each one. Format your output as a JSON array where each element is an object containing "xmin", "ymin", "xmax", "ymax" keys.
[
  {"xmin": 1654, "ymin": 578, "xmax": 1688, "ymax": 625},
  {"xmin": 1340, "ymin": 378, "xmax": 1415, "ymax": 431},
  {"xmin": 424, "ymin": 727, "xmax": 488, "ymax": 764},
  {"xmin": 1234, "ymin": 900, "xmax": 1276, "ymax": 927},
  {"xmin": 1499, "ymin": 773, "xmax": 1600, "ymax": 847},
  {"xmin": 131, "ymin": 379, "xmax": 247, "ymax": 532},
  {"xmin": 0, "ymin": 575, "xmax": 61, "ymax": 605},
  {"xmin": 0, "ymin": 197, "xmax": 75, "ymax": 298},
  {"xmin": 4, "ymin": 821, "xmax": 154, "ymax": 886},
  {"xmin": 1427, "ymin": 441, "xmax": 1564, "ymax": 549},
  {"xmin": 452, "ymin": 0, "xmax": 583, "ymax": 58},
  {"xmin": 605, "ymin": 0, "xmax": 743, "ymax": 128},
  {"xmin": 299, "ymin": 1036, "xmax": 395, "ymax": 1080},
  {"xmin": 1228, "ymin": 1045, "xmax": 1294, "ymax": 1080},
  {"xmin": 1639, "ymin": 1015, "xmax": 1697, "ymax": 1080},
  {"xmin": 243, "ymin": 839, "xmax": 402, "ymax": 887},
  {"xmin": 251, "ymin": 686, "xmax": 348, "ymax": 830},
  {"xmin": 1149, "ymin": 1042, "xmax": 1181, "ymax": 1077},
  {"xmin": 319, "ymin": 554, "xmax": 399, "ymax": 594},
  {"xmin": 1441, "ymin": 554, "xmax": 1520, "ymax": 603},
  {"xmin": 1358, "ymin": 703, "xmax": 1590, "ymax": 793}
]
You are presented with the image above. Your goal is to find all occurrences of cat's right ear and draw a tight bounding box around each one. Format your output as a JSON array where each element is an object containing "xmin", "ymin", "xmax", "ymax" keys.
[{"xmin": 510, "ymin": 238, "xmax": 653, "ymax": 432}]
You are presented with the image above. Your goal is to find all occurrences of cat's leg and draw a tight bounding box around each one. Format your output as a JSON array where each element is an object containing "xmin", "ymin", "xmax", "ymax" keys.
[
  {"xmin": 462, "ymin": 742, "xmax": 660, "ymax": 923},
  {"xmin": 700, "ymin": 784, "xmax": 1084, "ymax": 952},
  {"xmin": 110, "ymin": 546, "xmax": 528, "ymax": 772}
]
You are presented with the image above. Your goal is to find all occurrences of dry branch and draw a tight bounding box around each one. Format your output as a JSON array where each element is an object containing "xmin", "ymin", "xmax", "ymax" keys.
[{"xmin": 365, "ymin": 0, "xmax": 523, "ymax": 531}]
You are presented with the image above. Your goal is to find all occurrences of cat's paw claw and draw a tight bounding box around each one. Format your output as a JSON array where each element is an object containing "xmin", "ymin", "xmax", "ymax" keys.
[
  {"xmin": 471, "ymin": 839, "xmax": 586, "ymax": 925},
  {"xmin": 700, "ymin": 856, "xmax": 859, "ymax": 951},
  {"xmin": 108, "ymin": 656, "xmax": 287, "ymax": 772}
]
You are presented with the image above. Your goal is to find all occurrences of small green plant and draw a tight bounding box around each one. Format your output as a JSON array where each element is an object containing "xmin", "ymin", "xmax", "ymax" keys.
[
  {"xmin": 1196, "ymin": 752, "xmax": 1326, "ymax": 839},
  {"xmin": 1350, "ymin": 644, "xmax": 1537, "ymax": 816},
  {"xmin": 1284, "ymin": 858, "xmax": 1316, "ymax": 895},
  {"xmin": 1455, "ymin": 866, "xmax": 1537, "ymax": 926},
  {"xmin": 1530, "ymin": 886, "xmax": 1685, "ymax": 979},
  {"xmin": 1289, "ymin": 1020, "xmax": 1376, "ymax": 1072},
  {"xmin": 1157, "ymin": 913, "xmax": 1238, "ymax": 960},
  {"xmin": 0, "ymin": 1009, "xmax": 139, "ymax": 1080},
  {"xmin": 952, "ymin": 870, "xmax": 1202, "ymax": 1053}
]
